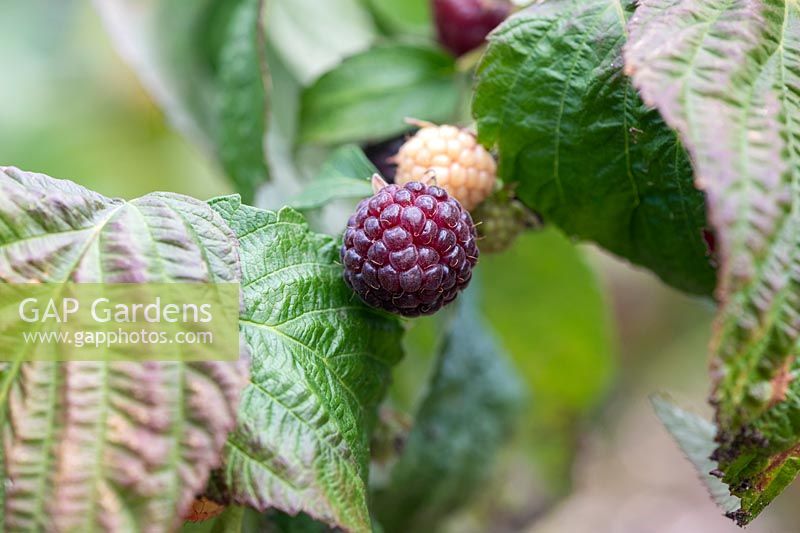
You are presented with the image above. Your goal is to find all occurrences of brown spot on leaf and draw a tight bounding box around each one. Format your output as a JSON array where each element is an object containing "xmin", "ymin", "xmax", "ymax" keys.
[
  {"xmin": 725, "ymin": 508, "xmax": 751, "ymax": 527},
  {"xmin": 769, "ymin": 356, "xmax": 795, "ymax": 408},
  {"xmin": 755, "ymin": 441, "xmax": 800, "ymax": 492},
  {"xmin": 184, "ymin": 497, "xmax": 225, "ymax": 522}
]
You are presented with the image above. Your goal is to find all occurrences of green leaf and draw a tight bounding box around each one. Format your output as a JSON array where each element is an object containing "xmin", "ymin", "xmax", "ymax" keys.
[
  {"xmin": 95, "ymin": 0, "xmax": 269, "ymax": 201},
  {"xmin": 300, "ymin": 44, "xmax": 460, "ymax": 145},
  {"xmin": 205, "ymin": 508, "xmax": 329, "ymax": 532},
  {"xmin": 480, "ymin": 228, "xmax": 616, "ymax": 492},
  {"xmin": 288, "ymin": 179, "xmax": 373, "ymax": 212},
  {"xmin": 314, "ymin": 144, "xmax": 380, "ymax": 182},
  {"xmin": 288, "ymin": 145, "xmax": 377, "ymax": 211},
  {"xmin": 363, "ymin": 0, "xmax": 432, "ymax": 38},
  {"xmin": 208, "ymin": 196, "xmax": 404, "ymax": 532},
  {"xmin": 626, "ymin": 0, "xmax": 800, "ymax": 524},
  {"xmin": 651, "ymin": 396, "xmax": 740, "ymax": 514},
  {"xmin": 473, "ymin": 0, "xmax": 716, "ymax": 295},
  {"xmin": 262, "ymin": 510, "xmax": 328, "ymax": 533},
  {"xmin": 372, "ymin": 287, "xmax": 524, "ymax": 533},
  {"xmin": 0, "ymin": 167, "xmax": 247, "ymax": 531},
  {"xmin": 214, "ymin": 0, "xmax": 271, "ymax": 200},
  {"xmin": 214, "ymin": 507, "xmax": 245, "ymax": 533},
  {"xmin": 387, "ymin": 314, "xmax": 444, "ymax": 413},
  {"xmin": 267, "ymin": 0, "xmax": 377, "ymax": 86}
]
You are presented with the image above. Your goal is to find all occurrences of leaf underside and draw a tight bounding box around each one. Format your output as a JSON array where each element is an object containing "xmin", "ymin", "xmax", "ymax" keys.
[
  {"xmin": 473, "ymin": 0, "xmax": 715, "ymax": 295},
  {"xmin": 651, "ymin": 396, "xmax": 740, "ymax": 514},
  {"xmin": 626, "ymin": 0, "xmax": 800, "ymax": 524},
  {"xmin": 0, "ymin": 167, "xmax": 247, "ymax": 532},
  {"xmin": 267, "ymin": 0, "xmax": 377, "ymax": 87},
  {"xmin": 209, "ymin": 196, "xmax": 403, "ymax": 533}
]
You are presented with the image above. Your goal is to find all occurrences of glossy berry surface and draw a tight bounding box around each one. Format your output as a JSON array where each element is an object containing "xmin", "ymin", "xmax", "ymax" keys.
[
  {"xmin": 433, "ymin": 0, "xmax": 511, "ymax": 57},
  {"xmin": 341, "ymin": 182, "xmax": 479, "ymax": 317},
  {"xmin": 395, "ymin": 124, "xmax": 496, "ymax": 210}
]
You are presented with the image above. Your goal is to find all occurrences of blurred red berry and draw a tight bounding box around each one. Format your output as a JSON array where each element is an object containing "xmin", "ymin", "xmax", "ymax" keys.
[{"xmin": 433, "ymin": 0, "xmax": 511, "ymax": 57}]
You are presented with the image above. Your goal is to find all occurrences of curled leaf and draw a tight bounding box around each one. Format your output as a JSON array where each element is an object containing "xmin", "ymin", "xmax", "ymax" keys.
[{"xmin": 627, "ymin": 0, "xmax": 800, "ymax": 524}]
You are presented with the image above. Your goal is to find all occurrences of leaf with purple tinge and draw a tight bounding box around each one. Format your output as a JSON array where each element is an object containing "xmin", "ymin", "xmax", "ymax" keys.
[
  {"xmin": 0, "ymin": 167, "xmax": 248, "ymax": 531},
  {"xmin": 626, "ymin": 0, "xmax": 800, "ymax": 524}
]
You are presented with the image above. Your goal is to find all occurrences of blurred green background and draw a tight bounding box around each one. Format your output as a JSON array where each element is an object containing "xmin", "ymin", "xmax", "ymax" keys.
[
  {"xmin": 0, "ymin": 0, "xmax": 231, "ymax": 200},
  {"xmin": 3, "ymin": 1, "xmax": 798, "ymax": 531}
]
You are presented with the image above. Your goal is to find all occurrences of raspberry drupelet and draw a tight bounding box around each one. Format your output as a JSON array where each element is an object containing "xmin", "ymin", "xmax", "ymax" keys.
[{"xmin": 341, "ymin": 176, "xmax": 479, "ymax": 317}]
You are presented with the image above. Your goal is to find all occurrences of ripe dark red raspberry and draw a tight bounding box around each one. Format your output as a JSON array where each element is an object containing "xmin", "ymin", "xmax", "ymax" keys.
[
  {"xmin": 433, "ymin": 0, "xmax": 511, "ymax": 57},
  {"xmin": 341, "ymin": 178, "xmax": 479, "ymax": 317}
]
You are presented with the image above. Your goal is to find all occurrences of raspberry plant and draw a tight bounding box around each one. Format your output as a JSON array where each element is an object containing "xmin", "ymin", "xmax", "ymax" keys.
[{"xmin": 2, "ymin": 0, "xmax": 799, "ymax": 531}]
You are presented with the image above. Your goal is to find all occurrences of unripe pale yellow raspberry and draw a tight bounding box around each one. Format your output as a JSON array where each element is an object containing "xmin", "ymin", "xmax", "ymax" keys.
[{"xmin": 395, "ymin": 124, "xmax": 497, "ymax": 210}]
